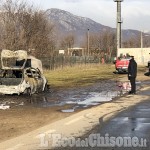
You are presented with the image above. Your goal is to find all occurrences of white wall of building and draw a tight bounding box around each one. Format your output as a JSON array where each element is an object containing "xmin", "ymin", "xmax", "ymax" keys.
[{"xmin": 118, "ymin": 48, "xmax": 150, "ymax": 65}]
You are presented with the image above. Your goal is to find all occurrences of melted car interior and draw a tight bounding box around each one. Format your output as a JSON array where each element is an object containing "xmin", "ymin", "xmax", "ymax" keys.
[{"xmin": 0, "ymin": 70, "xmax": 22, "ymax": 85}]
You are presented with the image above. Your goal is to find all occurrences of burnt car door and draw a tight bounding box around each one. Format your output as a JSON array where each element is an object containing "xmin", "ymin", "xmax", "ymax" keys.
[{"xmin": 31, "ymin": 68, "xmax": 44, "ymax": 92}]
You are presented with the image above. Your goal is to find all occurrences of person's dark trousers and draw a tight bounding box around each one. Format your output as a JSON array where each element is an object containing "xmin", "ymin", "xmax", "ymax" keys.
[{"xmin": 129, "ymin": 77, "xmax": 136, "ymax": 93}]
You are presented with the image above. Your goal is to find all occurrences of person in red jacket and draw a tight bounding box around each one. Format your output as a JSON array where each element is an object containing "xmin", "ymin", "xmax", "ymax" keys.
[
  {"xmin": 128, "ymin": 56, "xmax": 137, "ymax": 94},
  {"xmin": 101, "ymin": 57, "xmax": 105, "ymax": 64}
]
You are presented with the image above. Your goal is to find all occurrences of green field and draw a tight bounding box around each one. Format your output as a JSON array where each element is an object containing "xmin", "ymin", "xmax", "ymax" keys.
[
  {"xmin": 44, "ymin": 64, "xmax": 119, "ymax": 89},
  {"xmin": 44, "ymin": 64, "xmax": 147, "ymax": 89}
]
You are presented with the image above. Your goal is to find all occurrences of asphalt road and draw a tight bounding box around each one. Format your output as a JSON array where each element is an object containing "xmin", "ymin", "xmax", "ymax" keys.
[
  {"xmin": 59, "ymin": 86, "xmax": 150, "ymax": 150},
  {"xmin": 78, "ymin": 97, "xmax": 150, "ymax": 150}
]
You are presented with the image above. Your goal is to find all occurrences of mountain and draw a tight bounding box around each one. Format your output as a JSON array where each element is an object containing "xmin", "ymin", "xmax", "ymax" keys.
[
  {"xmin": 45, "ymin": 8, "xmax": 116, "ymax": 45},
  {"xmin": 45, "ymin": 8, "xmax": 146, "ymax": 46},
  {"xmin": 45, "ymin": 8, "xmax": 112, "ymax": 32}
]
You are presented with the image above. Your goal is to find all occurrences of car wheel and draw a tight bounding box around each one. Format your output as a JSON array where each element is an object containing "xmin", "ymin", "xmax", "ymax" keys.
[
  {"xmin": 43, "ymin": 83, "xmax": 49, "ymax": 92},
  {"xmin": 24, "ymin": 88, "xmax": 32, "ymax": 96}
]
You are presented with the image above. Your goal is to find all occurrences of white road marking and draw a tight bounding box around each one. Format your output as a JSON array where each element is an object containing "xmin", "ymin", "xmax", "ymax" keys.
[
  {"xmin": 45, "ymin": 129, "xmax": 56, "ymax": 134},
  {"xmin": 65, "ymin": 116, "xmax": 84, "ymax": 125},
  {"xmin": 65, "ymin": 113, "xmax": 92, "ymax": 126}
]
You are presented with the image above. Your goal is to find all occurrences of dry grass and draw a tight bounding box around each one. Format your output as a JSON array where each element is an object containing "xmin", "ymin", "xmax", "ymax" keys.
[
  {"xmin": 44, "ymin": 64, "xmax": 148, "ymax": 89},
  {"xmin": 44, "ymin": 64, "xmax": 117, "ymax": 89}
]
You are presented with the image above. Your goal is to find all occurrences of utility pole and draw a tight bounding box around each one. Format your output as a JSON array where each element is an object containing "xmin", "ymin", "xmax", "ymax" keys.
[
  {"xmin": 87, "ymin": 29, "xmax": 89, "ymax": 56},
  {"xmin": 141, "ymin": 31, "xmax": 144, "ymax": 64},
  {"xmin": 141, "ymin": 31, "xmax": 143, "ymax": 48},
  {"xmin": 114, "ymin": 0, "xmax": 123, "ymax": 57}
]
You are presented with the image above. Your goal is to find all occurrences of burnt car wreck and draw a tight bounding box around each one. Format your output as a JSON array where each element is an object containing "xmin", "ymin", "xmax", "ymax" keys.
[{"xmin": 0, "ymin": 50, "xmax": 47, "ymax": 95}]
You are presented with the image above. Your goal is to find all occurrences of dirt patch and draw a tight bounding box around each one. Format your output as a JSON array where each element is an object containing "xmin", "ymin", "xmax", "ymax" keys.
[{"xmin": 0, "ymin": 104, "xmax": 79, "ymax": 142}]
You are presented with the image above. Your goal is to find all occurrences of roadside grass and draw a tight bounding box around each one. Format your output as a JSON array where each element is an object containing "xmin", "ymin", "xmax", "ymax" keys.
[{"xmin": 44, "ymin": 64, "xmax": 118, "ymax": 89}]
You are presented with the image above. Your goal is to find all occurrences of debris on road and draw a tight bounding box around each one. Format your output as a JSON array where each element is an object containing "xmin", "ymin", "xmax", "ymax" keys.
[{"xmin": 0, "ymin": 104, "xmax": 10, "ymax": 110}]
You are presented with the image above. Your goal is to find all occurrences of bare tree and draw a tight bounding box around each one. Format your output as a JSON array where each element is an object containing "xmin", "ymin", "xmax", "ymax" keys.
[
  {"xmin": 0, "ymin": 0, "xmax": 56, "ymax": 57},
  {"xmin": 82, "ymin": 30, "xmax": 116, "ymax": 60},
  {"xmin": 122, "ymin": 36, "xmax": 140, "ymax": 48},
  {"xmin": 60, "ymin": 34, "xmax": 74, "ymax": 50}
]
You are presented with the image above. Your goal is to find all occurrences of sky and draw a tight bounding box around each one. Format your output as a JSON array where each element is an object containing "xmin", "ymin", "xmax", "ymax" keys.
[{"xmin": 27, "ymin": 0, "xmax": 150, "ymax": 32}]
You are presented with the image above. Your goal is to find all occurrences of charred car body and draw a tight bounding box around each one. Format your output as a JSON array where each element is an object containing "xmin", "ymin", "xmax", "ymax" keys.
[{"xmin": 0, "ymin": 50, "xmax": 47, "ymax": 95}]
